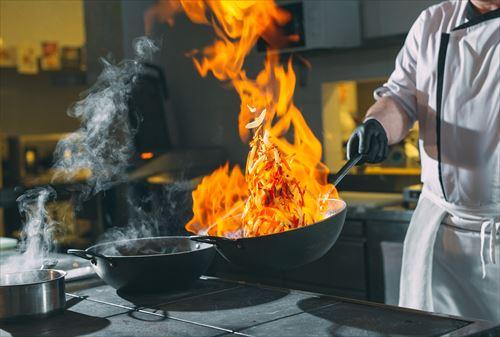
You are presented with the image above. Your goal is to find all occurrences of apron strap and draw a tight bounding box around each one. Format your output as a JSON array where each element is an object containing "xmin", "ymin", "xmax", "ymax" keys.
[{"xmin": 481, "ymin": 220, "xmax": 500, "ymax": 278}]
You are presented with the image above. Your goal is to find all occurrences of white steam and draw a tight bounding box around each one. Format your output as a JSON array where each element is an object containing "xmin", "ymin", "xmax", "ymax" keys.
[
  {"xmin": 53, "ymin": 37, "xmax": 159, "ymax": 199},
  {"xmin": 1, "ymin": 37, "xmax": 162, "ymax": 274},
  {"xmin": 98, "ymin": 181, "xmax": 193, "ymax": 256},
  {"xmin": 2, "ymin": 187, "xmax": 58, "ymax": 272}
]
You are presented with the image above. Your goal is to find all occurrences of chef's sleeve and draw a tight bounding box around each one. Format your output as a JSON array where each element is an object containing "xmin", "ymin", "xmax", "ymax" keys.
[{"xmin": 373, "ymin": 10, "xmax": 427, "ymax": 124}]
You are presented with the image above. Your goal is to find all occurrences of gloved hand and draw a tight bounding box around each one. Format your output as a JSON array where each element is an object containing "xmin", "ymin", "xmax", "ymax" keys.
[{"xmin": 346, "ymin": 119, "xmax": 389, "ymax": 165}]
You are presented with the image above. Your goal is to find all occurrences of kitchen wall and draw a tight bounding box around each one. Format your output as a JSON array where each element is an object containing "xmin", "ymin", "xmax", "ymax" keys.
[
  {"xmin": 0, "ymin": 0, "xmax": 85, "ymax": 47},
  {"xmin": 148, "ymin": 0, "xmax": 440, "ymax": 165},
  {"xmin": 0, "ymin": 0, "xmax": 86, "ymax": 136},
  {"xmin": 1, "ymin": 0, "xmax": 440, "ymax": 156},
  {"xmin": 156, "ymin": 15, "xmax": 403, "ymax": 166},
  {"xmin": 0, "ymin": 70, "xmax": 84, "ymax": 135}
]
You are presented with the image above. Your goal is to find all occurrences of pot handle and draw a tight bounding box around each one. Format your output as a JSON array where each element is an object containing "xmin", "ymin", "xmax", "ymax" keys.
[
  {"xmin": 189, "ymin": 235, "xmax": 237, "ymax": 245},
  {"xmin": 189, "ymin": 235, "xmax": 219, "ymax": 245},
  {"xmin": 67, "ymin": 249, "xmax": 115, "ymax": 267},
  {"xmin": 189, "ymin": 235, "xmax": 244, "ymax": 250}
]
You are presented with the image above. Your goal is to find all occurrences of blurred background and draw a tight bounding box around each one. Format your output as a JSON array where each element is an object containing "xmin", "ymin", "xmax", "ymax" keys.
[{"xmin": 0, "ymin": 0, "xmax": 439, "ymax": 304}]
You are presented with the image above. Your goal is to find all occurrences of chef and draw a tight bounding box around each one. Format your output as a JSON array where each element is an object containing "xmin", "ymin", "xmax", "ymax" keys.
[{"xmin": 346, "ymin": 0, "xmax": 500, "ymax": 322}]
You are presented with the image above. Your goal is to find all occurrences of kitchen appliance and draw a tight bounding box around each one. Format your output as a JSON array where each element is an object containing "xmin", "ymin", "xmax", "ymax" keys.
[
  {"xmin": 128, "ymin": 62, "xmax": 177, "ymax": 165},
  {"xmin": 191, "ymin": 155, "xmax": 362, "ymax": 270},
  {"xmin": 403, "ymin": 184, "xmax": 422, "ymax": 203},
  {"xmin": 0, "ymin": 268, "xmax": 66, "ymax": 321},
  {"xmin": 67, "ymin": 236, "xmax": 215, "ymax": 293}
]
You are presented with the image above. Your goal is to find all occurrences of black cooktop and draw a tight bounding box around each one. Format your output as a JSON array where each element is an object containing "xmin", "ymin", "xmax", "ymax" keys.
[{"xmin": 1, "ymin": 277, "xmax": 498, "ymax": 337}]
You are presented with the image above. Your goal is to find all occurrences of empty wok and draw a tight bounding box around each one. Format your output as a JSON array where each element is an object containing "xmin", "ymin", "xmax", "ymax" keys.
[
  {"xmin": 189, "ymin": 154, "xmax": 361, "ymax": 271},
  {"xmin": 68, "ymin": 236, "xmax": 215, "ymax": 293}
]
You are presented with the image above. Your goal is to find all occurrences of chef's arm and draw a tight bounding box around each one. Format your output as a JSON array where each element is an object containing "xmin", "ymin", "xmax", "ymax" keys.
[
  {"xmin": 346, "ymin": 96, "xmax": 413, "ymax": 164},
  {"xmin": 347, "ymin": 7, "xmax": 424, "ymax": 165},
  {"xmin": 365, "ymin": 96, "xmax": 413, "ymax": 145}
]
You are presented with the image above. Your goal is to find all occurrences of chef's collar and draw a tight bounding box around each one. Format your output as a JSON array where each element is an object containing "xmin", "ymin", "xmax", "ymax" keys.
[{"xmin": 466, "ymin": 0, "xmax": 482, "ymax": 21}]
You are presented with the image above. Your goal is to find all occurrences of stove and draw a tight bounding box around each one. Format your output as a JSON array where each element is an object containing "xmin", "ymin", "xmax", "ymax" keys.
[{"xmin": 1, "ymin": 276, "xmax": 498, "ymax": 337}]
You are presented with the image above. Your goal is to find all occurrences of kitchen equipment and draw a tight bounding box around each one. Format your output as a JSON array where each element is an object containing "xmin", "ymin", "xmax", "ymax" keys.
[
  {"xmin": 332, "ymin": 154, "xmax": 363, "ymax": 186},
  {"xmin": 0, "ymin": 267, "xmax": 66, "ymax": 321},
  {"xmin": 40, "ymin": 259, "xmax": 58, "ymax": 270},
  {"xmin": 0, "ymin": 238, "xmax": 17, "ymax": 251},
  {"xmin": 67, "ymin": 236, "xmax": 215, "ymax": 293},
  {"xmin": 7, "ymin": 277, "xmax": 495, "ymax": 337},
  {"xmin": 403, "ymin": 183, "xmax": 422, "ymax": 203},
  {"xmin": 190, "ymin": 155, "xmax": 363, "ymax": 270},
  {"xmin": 128, "ymin": 63, "xmax": 174, "ymax": 164}
]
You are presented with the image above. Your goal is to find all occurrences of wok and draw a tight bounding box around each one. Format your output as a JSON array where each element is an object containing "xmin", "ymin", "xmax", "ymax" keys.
[
  {"xmin": 190, "ymin": 154, "xmax": 362, "ymax": 270},
  {"xmin": 68, "ymin": 236, "xmax": 215, "ymax": 293}
]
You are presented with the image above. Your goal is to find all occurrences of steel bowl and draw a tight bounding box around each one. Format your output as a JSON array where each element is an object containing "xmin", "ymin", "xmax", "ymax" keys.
[{"xmin": 0, "ymin": 269, "xmax": 66, "ymax": 321}]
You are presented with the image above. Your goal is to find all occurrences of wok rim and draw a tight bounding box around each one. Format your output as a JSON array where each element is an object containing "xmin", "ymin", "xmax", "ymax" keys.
[
  {"xmin": 0, "ymin": 269, "xmax": 66, "ymax": 288},
  {"xmin": 87, "ymin": 235, "xmax": 215, "ymax": 259},
  {"xmin": 202, "ymin": 198, "xmax": 347, "ymax": 243}
]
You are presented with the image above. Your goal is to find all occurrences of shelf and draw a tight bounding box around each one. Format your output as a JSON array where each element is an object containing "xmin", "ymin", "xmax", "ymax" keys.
[{"xmin": 363, "ymin": 167, "xmax": 421, "ymax": 175}]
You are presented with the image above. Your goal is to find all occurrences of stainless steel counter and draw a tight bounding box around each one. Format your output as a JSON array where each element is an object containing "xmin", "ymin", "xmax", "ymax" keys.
[
  {"xmin": 340, "ymin": 190, "xmax": 414, "ymax": 222},
  {"xmin": 347, "ymin": 205, "xmax": 413, "ymax": 222}
]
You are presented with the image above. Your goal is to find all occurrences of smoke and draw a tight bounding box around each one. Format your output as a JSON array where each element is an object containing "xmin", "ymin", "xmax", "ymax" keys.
[
  {"xmin": 98, "ymin": 181, "xmax": 193, "ymax": 256},
  {"xmin": 2, "ymin": 187, "xmax": 58, "ymax": 272},
  {"xmin": 1, "ymin": 37, "xmax": 164, "ymax": 274},
  {"xmin": 53, "ymin": 37, "xmax": 159, "ymax": 200}
]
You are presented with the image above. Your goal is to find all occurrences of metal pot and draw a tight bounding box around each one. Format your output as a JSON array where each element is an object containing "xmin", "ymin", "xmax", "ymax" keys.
[
  {"xmin": 68, "ymin": 236, "xmax": 215, "ymax": 293},
  {"xmin": 0, "ymin": 269, "xmax": 66, "ymax": 321}
]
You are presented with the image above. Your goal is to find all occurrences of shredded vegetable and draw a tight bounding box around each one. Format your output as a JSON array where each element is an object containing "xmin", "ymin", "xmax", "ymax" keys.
[{"xmin": 242, "ymin": 112, "xmax": 307, "ymax": 236}]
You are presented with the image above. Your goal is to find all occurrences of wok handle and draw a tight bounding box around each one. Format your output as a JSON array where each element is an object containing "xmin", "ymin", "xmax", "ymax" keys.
[
  {"xmin": 189, "ymin": 235, "xmax": 238, "ymax": 246},
  {"xmin": 67, "ymin": 249, "xmax": 115, "ymax": 267},
  {"xmin": 332, "ymin": 154, "xmax": 364, "ymax": 187}
]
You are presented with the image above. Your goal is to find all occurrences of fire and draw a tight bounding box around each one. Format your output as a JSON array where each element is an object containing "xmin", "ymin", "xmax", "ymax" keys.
[
  {"xmin": 152, "ymin": 0, "xmax": 338, "ymax": 237},
  {"xmin": 185, "ymin": 163, "xmax": 247, "ymax": 237}
]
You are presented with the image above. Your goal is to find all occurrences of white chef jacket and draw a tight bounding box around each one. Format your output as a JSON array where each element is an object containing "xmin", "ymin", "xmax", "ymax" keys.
[
  {"xmin": 373, "ymin": 0, "xmax": 500, "ymax": 322},
  {"xmin": 375, "ymin": 0, "xmax": 499, "ymax": 207}
]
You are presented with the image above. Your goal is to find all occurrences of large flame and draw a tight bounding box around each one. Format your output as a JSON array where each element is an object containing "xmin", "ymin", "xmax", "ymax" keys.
[{"xmin": 151, "ymin": 0, "xmax": 338, "ymax": 237}]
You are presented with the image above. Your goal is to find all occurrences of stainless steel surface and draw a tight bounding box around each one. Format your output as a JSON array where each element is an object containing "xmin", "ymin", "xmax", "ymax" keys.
[
  {"xmin": 40, "ymin": 259, "xmax": 58, "ymax": 270},
  {"xmin": 0, "ymin": 269, "xmax": 66, "ymax": 321},
  {"xmin": 340, "ymin": 191, "xmax": 403, "ymax": 209},
  {"xmin": 66, "ymin": 265, "xmax": 96, "ymax": 282}
]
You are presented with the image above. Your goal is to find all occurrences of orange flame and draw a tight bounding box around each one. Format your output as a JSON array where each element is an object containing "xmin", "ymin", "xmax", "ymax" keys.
[
  {"xmin": 153, "ymin": 0, "xmax": 338, "ymax": 237},
  {"xmin": 186, "ymin": 162, "xmax": 247, "ymax": 237}
]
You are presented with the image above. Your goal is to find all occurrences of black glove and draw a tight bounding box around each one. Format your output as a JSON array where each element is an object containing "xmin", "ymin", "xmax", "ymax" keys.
[{"xmin": 346, "ymin": 119, "xmax": 389, "ymax": 165}]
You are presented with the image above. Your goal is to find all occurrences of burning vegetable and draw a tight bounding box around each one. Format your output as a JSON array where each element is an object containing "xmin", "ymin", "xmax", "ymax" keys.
[
  {"xmin": 186, "ymin": 105, "xmax": 338, "ymax": 238},
  {"xmin": 242, "ymin": 124, "xmax": 307, "ymax": 237}
]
